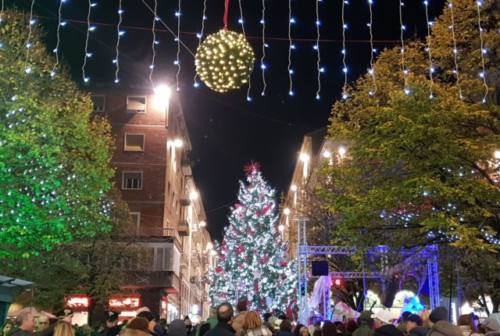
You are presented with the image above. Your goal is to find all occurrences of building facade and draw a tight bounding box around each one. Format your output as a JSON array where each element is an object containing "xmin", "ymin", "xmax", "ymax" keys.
[{"xmin": 90, "ymin": 86, "xmax": 214, "ymax": 322}]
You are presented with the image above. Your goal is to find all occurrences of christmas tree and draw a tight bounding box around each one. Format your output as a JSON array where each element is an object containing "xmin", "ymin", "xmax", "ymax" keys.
[{"xmin": 208, "ymin": 163, "xmax": 296, "ymax": 312}]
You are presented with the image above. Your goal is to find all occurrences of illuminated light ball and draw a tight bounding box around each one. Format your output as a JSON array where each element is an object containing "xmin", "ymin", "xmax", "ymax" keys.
[{"xmin": 195, "ymin": 29, "xmax": 255, "ymax": 93}]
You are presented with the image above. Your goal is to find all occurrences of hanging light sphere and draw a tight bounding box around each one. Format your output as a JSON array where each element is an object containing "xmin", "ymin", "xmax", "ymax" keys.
[{"xmin": 195, "ymin": 29, "xmax": 255, "ymax": 93}]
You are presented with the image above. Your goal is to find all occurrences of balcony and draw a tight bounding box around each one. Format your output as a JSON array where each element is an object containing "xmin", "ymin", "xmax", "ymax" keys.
[{"xmin": 178, "ymin": 220, "xmax": 189, "ymax": 236}]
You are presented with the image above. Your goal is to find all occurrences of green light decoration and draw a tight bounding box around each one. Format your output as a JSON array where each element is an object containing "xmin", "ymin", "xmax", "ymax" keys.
[
  {"xmin": 0, "ymin": 11, "xmax": 115, "ymax": 258},
  {"xmin": 208, "ymin": 164, "xmax": 296, "ymax": 311}
]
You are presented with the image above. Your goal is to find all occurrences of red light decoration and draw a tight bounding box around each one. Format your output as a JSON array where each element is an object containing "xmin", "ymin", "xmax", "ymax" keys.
[
  {"xmin": 333, "ymin": 278, "xmax": 343, "ymax": 287},
  {"xmin": 65, "ymin": 294, "xmax": 90, "ymax": 311},
  {"xmin": 109, "ymin": 295, "xmax": 141, "ymax": 311}
]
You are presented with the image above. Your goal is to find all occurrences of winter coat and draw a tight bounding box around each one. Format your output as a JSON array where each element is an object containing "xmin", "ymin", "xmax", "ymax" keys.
[
  {"xmin": 374, "ymin": 325, "xmax": 404, "ymax": 336},
  {"xmin": 233, "ymin": 312, "xmax": 249, "ymax": 336},
  {"xmin": 120, "ymin": 329, "xmax": 150, "ymax": 336},
  {"xmin": 428, "ymin": 321, "xmax": 463, "ymax": 336},
  {"xmin": 276, "ymin": 332, "xmax": 294, "ymax": 336},
  {"xmin": 167, "ymin": 320, "xmax": 186, "ymax": 336},
  {"xmin": 204, "ymin": 322, "xmax": 235, "ymax": 336},
  {"xmin": 241, "ymin": 327, "xmax": 273, "ymax": 336},
  {"xmin": 409, "ymin": 326, "xmax": 429, "ymax": 336},
  {"xmin": 353, "ymin": 325, "xmax": 374, "ymax": 336}
]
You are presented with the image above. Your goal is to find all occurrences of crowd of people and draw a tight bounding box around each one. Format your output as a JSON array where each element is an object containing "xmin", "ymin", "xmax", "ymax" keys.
[{"xmin": 1, "ymin": 302, "xmax": 499, "ymax": 336}]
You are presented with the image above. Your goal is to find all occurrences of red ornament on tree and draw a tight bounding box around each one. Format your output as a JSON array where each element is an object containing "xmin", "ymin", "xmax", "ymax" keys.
[
  {"xmin": 243, "ymin": 161, "xmax": 261, "ymax": 176},
  {"xmin": 215, "ymin": 266, "xmax": 223, "ymax": 273},
  {"xmin": 236, "ymin": 245, "xmax": 245, "ymax": 254}
]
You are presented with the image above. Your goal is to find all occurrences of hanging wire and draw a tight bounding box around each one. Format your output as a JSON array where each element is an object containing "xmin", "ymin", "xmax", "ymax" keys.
[
  {"xmin": 475, "ymin": 0, "xmax": 488, "ymax": 103},
  {"xmin": 175, "ymin": 0, "xmax": 182, "ymax": 91},
  {"xmin": 341, "ymin": 0, "xmax": 349, "ymax": 99},
  {"xmin": 287, "ymin": 0, "xmax": 295, "ymax": 96},
  {"xmin": 260, "ymin": 0, "xmax": 267, "ymax": 96},
  {"xmin": 367, "ymin": 0, "xmax": 376, "ymax": 96},
  {"xmin": 82, "ymin": 0, "xmax": 96, "ymax": 83},
  {"xmin": 314, "ymin": 0, "xmax": 322, "ymax": 100},
  {"xmin": 149, "ymin": 0, "xmax": 159, "ymax": 87},
  {"xmin": 399, "ymin": 1, "xmax": 409, "ymax": 95},
  {"xmin": 448, "ymin": 1, "xmax": 462, "ymax": 99},
  {"xmin": 50, "ymin": 0, "xmax": 65, "ymax": 77},
  {"xmin": 238, "ymin": 0, "xmax": 253, "ymax": 101},
  {"xmin": 24, "ymin": 0, "xmax": 36, "ymax": 74},
  {"xmin": 193, "ymin": 0, "xmax": 207, "ymax": 88},
  {"xmin": 423, "ymin": 0, "xmax": 435, "ymax": 99},
  {"xmin": 113, "ymin": 0, "xmax": 124, "ymax": 84}
]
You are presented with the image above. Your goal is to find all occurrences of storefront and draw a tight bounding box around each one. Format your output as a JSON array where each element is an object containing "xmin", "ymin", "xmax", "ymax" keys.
[
  {"xmin": 108, "ymin": 294, "xmax": 141, "ymax": 321},
  {"xmin": 65, "ymin": 294, "xmax": 91, "ymax": 326}
]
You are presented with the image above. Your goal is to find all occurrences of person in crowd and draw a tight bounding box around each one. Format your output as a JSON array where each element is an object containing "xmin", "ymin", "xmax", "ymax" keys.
[
  {"xmin": 406, "ymin": 314, "xmax": 429, "ymax": 336},
  {"xmin": 12, "ymin": 308, "xmax": 37, "ymax": 336},
  {"xmin": 155, "ymin": 319, "xmax": 167, "ymax": 336},
  {"xmin": 427, "ymin": 307, "xmax": 462, "ymax": 336},
  {"xmin": 100, "ymin": 311, "xmax": 121, "ymax": 336},
  {"xmin": 232, "ymin": 300, "xmax": 249, "ymax": 336},
  {"xmin": 197, "ymin": 324, "xmax": 211, "ymax": 336},
  {"xmin": 293, "ymin": 324, "xmax": 310, "ymax": 336},
  {"xmin": 397, "ymin": 313, "xmax": 411, "ymax": 334},
  {"xmin": 204, "ymin": 302, "xmax": 235, "ymax": 336},
  {"xmin": 183, "ymin": 317, "xmax": 193, "ymax": 336},
  {"xmin": 263, "ymin": 314, "xmax": 273, "ymax": 334},
  {"xmin": 312, "ymin": 330, "xmax": 322, "ymax": 336},
  {"xmin": 481, "ymin": 313, "xmax": 500, "ymax": 336},
  {"xmin": 2, "ymin": 320, "xmax": 15, "ymax": 336},
  {"xmin": 276, "ymin": 320, "xmax": 294, "ymax": 336},
  {"xmin": 53, "ymin": 322, "xmax": 74, "ymax": 336},
  {"xmin": 334, "ymin": 322, "xmax": 345, "ymax": 336},
  {"xmin": 120, "ymin": 317, "xmax": 150, "ymax": 336},
  {"xmin": 457, "ymin": 314, "xmax": 480, "ymax": 336},
  {"xmin": 166, "ymin": 320, "xmax": 186, "ymax": 336},
  {"xmin": 35, "ymin": 316, "xmax": 50, "ymax": 333},
  {"xmin": 345, "ymin": 319, "xmax": 358, "ymax": 336},
  {"xmin": 322, "ymin": 322, "xmax": 338, "ymax": 336},
  {"xmin": 353, "ymin": 311, "xmax": 374, "ymax": 336},
  {"xmin": 240, "ymin": 311, "xmax": 272, "ymax": 336},
  {"xmin": 136, "ymin": 311, "xmax": 157, "ymax": 336},
  {"xmin": 372, "ymin": 309, "xmax": 403, "ymax": 336}
]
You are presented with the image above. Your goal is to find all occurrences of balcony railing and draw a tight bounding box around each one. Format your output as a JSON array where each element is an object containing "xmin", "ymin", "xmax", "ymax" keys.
[{"xmin": 134, "ymin": 227, "xmax": 181, "ymax": 243}]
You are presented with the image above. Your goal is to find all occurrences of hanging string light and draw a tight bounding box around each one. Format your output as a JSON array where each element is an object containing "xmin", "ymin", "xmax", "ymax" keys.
[
  {"xmin": 82, "ymin": 0, "xmax": 96, "ymax": 83},
  {"xmin": 149, "ymin": 0, "xmax": 159, "ymax": 86},
  {"xmin": 448, "ymin": 1, "xmax": 462, "ymax": 99},
  {"xmin": 341, "ymin": 0, "xmax": 349, "ymax": 100},
  {"xmin": 193, "ymin": 0, "xmax": 207, "ymax": 88},
  {"xmin": 24, "ymin": 0, "xmax": 36, "ymax": 74},
  {"xmin": 287, "ymin": 0, "xmax": 295, "ymax": 97},
  {"xmin": 314, "ymin": 0, "xmax": 322, "ymax": 100},
  {"xmin": 260, "ymin": 0, "xmax": 267, "ymax": 96},
  {"xmin": 367, "ymin": 0, "xmax": 376, "ymax": 96},
  {"xmin": 113, "ymin": 0, "xmax": 124, "ymax": 84},
  {"xmin": 399, "ymin": 1, "xmax": 409, "ymax": 95},
  {"xmin": 174, "ymin": 0, "xmax": 182, "ymax": 91},
  {"xmin": 50, "ymin": 0, "xmax": 66, "ymax": 77},
  {"xmin": 423, "ymin": 0, "xmax": 435, "ymax": 99},
  {"xmin": 475, "ymin": 0, "xmax": 488, "ymax": 103},
  {"xmin": 238, "ymin": 0, "xmax": 253, "ymax": 101}
]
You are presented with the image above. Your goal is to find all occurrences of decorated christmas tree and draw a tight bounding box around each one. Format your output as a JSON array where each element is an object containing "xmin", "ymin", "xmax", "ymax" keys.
[{"xmin": 208, "ymin": 163, "xmax": 296, "ymax": 312}]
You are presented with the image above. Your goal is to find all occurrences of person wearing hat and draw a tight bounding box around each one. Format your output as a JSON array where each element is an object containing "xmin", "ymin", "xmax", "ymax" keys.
[
  {"xmin": 481, "ymin": 313, "xmax": 500, "ymax": 336},
  {"xmin": 353, "ymin": 311, "xmax": 374, "ymax": 336},
  {"xmin": 371, "ymin": 309, "xmax": 403, "ymax": 336},
  {"xmin": 100, "ymin": 312, "xmax": 121, "ymax": 336},
  {"xmin": 406, "ymin": 314, "xmax": 428, "ymax": 336},
  {"xmin": 427, "ymin": 307, "xmax": 461, "ymax": 336}
]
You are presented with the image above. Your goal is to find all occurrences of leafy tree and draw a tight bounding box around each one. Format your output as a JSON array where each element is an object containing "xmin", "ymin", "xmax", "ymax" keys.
[{"xmin": 0, "ymin": 10, "xmax": 115, "ymax": 258}]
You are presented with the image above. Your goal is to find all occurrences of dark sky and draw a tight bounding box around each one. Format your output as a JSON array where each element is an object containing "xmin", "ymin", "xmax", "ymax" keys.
[{"xmin": 10, "ymin": 0, "xmax": 445, "ymax": 241}]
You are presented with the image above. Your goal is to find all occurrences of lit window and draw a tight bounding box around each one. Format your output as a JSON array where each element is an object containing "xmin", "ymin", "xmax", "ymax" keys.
[
  {"xmin": 124, "ymin": 134, "xmax": 145, "ymax": 152},
  {"xmin": 127, "ymin": 96, "xmax": 147, "ymax": 113},
  {"xmin": 91, "ymin": 95, "xmax": 106, "ymax": 113},
  {"xmin": 122, "ymin": 171, "xmax": 143, "ymax": 190}
]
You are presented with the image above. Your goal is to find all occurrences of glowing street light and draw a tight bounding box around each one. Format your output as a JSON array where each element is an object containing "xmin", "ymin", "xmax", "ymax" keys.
[
  {"xmin": 189, "ymin": 190, "xmax": 199, "ymax": 201},
  {"xmin": 494, "ymin": 150, "xmax": 500, "ymax": 160},
  {"xmin": 199, "ymin": 220, "xmax": 207, "ymax": 228},
  {"xmin": 338, "ymin": 146, "xmax": 347, "ymax": 159},
  {"xmin": 206, "ymin": 242, "xmax": 213, "ymax": 251},
  {"xmin": 173, "ymin": 138, "xmax": 184, "ymax": 148},
  {"xmin": 290, "ymin": 184, "xmax": 298, "ymax": 192},
  {"xmin": 283, "ymin": 207, "xmax": 291, "ymax": 216},
  {"xmin": 322, "ymin": 150, "xmax": 332, "ymax": 158},
  {"xmin": 153, "ymin": 84, "xmax": 171, "ymax": 110}
]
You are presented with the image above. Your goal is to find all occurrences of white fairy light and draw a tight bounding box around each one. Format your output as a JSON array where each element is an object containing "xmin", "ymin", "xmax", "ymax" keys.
[
  {"xmin": 51, "ymin": 0, "xmax": 65, "ymax": 78},
  {"xmin": 82, "ymin": 0, "xmax": 96, "ymax": 83},
  {"xmin": 24, "ymin": 0, "xmax": 36, "ymax": 74},
  {"xmin": 193, "ymin": 0, "xmax": 207, "ymax": 88},
  {"xmin": 238, "ymin": 0, "xmax": 253, "ymax": 101},
  {"xmin": 399, "ymin": 1, "xmax": 409, "ymax": 95},
  {"xmin": 475, "ymin": 0, "xmax": 488, "ymax": 103},
  {"xmin": 149, "ymin": 0, "xmax": 159, "ymax": 86},
  {"xmin": 367, "ymin": 0, "xmax": 376, "ymax": 96},
  {"xmin": 260, "ymin": 0, "xmax": 267, "ymax": 96},
  {"xmin": 113, "ymin": 0, "xmax": 124, "ymax": 84},
  {"xmin": 423, "ymin": 0, "xmax": 435, "ymax": 99},
  {"xmin": 341, "ymin": 0, "xmax": 349, "ymax": 99},
  {"xmin": 175, "ymin": 0, "xmax": 182, "ymax": 91},
  {"xmin": 314, "ymin": 0, "xmax": 322, "ymax": 100},
  {"xmin": 448, "ymin": 1, "xmax": 462, "ymax": 99},
  {"xmin": 287, "ymin": 0, "xmax": 294, "ymax": 97}
]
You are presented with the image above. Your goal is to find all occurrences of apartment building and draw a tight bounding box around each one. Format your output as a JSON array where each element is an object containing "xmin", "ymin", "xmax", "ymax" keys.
[{"xmin": 89, "ymin": 85, "xmax": 214, "ymax": 321}]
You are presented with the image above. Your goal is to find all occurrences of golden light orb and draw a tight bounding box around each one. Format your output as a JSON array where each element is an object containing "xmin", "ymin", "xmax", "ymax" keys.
[{"xmin": 195, "ymin": 29, "xmax": 255, "ymax": 93}]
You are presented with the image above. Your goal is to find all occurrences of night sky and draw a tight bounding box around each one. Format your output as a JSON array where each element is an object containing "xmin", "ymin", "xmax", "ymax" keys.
[{"xmin": 10, "ymin": 0, "xmax": 445, "ymax": 241}]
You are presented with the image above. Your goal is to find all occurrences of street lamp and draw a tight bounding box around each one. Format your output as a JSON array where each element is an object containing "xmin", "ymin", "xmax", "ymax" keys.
[
  {"xmin": 338, "ymin": 146, "xmax": 347, "ymax": 159},
  {"xmin": 283, "ymin": 208, "xmax": 291, "ymax": 216},
  {"xmin": 190, "ymin": 190, "xmax": 199, "ymax": 201},
  {"xmin": 494, "ymin": 150, "xmax": 500, "ymax": 160},
  {"xmin": 154, "ymin": 84, "xmax": 171, "ymax": 126}
]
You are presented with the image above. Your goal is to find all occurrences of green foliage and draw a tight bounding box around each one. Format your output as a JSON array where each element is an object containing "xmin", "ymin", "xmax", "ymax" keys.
[
  {"xmin": 319, "ymin": 0, "xmax": 499, "ymax": 251},
  {"xmin": 0, "ymin": 11, "xmax": 115, "ymax": 258}
]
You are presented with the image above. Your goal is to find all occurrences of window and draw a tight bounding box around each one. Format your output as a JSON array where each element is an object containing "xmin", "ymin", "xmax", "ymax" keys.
[
  {"xmin": 130, "ymin": 212, "xmax": 141, "ymax": 233},
  {"xmin": 91, "ymin": 95, "xmax": 106, "ymax": 113},
  {"xmin": 127, "ymin": 96, "xmax": 147, "ymax": 113},
  {"xmin": 124, "ymin": 133, "xmax": 145, "ymax": 152},
  {"xmin": 122, "ymin": 171, "xmax": 143, "ymax": 190}
]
